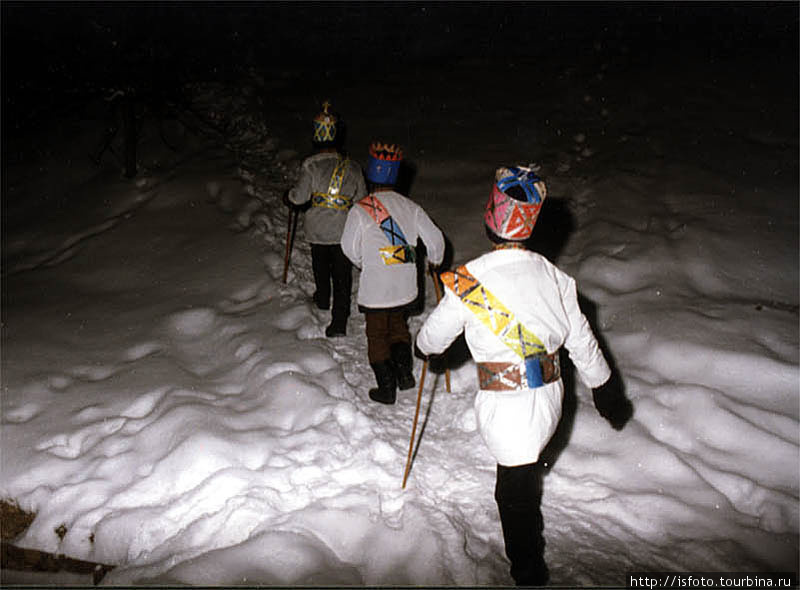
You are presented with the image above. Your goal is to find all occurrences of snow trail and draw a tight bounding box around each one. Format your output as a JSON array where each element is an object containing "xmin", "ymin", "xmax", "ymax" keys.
[{"xmin": 2, "ymin": 52, "xmax": 797, "ymax": 586}]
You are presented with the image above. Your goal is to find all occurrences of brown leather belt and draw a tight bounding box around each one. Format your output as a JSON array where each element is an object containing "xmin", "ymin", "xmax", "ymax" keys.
[{"xmin": 477, "ymin": 351, "xmax": 560, "ymax": 391}]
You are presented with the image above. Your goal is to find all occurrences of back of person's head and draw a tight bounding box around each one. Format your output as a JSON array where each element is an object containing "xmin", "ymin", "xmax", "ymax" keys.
[
  {"xmin": 366, "ymin": 142, "xmax": 403, "ymax": 189},
  {"xmin": 484, "ymin": 166, "xmax": 547, "ymax": 243}
]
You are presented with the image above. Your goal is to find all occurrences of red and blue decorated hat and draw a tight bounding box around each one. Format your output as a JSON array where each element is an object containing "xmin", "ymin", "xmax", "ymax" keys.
[
  {"xmin": 366, "ymin": 142, "xmax": 403, "ymax": 185},
  {"xmin": 484, "ymin": 166, "xmax": 547, "ymax": 241}
]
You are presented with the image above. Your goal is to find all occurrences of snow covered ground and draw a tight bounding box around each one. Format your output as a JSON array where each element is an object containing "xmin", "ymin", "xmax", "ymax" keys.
[{"xmin": 2, "ymin": 26, "xmax": 798, "ymax": 587}]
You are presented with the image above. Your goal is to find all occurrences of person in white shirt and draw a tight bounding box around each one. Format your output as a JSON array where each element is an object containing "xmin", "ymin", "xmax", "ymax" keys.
[
  {"xmin": 415, "ymin": 165, "xmax": 632, "ymax": 586},
  {"xmin": 341, "ymin": 142, "xmax": 445, "ymax": 404},
  {"xmin": 287, "ymin": 101, "xmax": 367, "ymax": 337}
]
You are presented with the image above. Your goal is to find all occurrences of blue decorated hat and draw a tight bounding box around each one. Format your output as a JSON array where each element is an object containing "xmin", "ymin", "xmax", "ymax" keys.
[{"xmin": 366, "ymin": 142, "xmax": 403, "ymax": 185}]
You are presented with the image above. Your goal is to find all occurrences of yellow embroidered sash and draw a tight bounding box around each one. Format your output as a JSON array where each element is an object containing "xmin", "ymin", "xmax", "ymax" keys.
[
  {"xmin": 440, "ymin": 265, "xmax": 546, "ymax": 358},
  {"xmin": 312, "ymin": 158, "xmax": 353, "ymax": 211},
  {"xmin": 442, "ymin": 265, "xmax": 559, "ymax": 388}
]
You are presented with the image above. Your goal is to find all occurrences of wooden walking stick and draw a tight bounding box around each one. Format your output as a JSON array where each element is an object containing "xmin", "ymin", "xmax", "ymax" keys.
[
  {"xmin": 429, "ymin": 267, "xmax": 451, "ymax": 393},
  {"xmin": 402, "ymin": 360, "xmax": 428, "ymax": 489},
  {"xmin": 282, "ymin": 195, "xmax": 298, "ymax": 284},
  {"xmin": 401, "ymin": 268, "xmax": 452, "ymax": 488}
]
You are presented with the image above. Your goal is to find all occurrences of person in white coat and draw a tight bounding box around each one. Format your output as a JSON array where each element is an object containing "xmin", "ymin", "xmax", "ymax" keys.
[
  {"xmin": 287, "ymin": 101, "xmax": 367, "ymax": 337},
  {"xmin": 341, "ymin": 142, "xmax": 445, "ymax": 404},
  {"xmin": 415, "ymin": 165, "xmax": 632, "ymax": 586}
]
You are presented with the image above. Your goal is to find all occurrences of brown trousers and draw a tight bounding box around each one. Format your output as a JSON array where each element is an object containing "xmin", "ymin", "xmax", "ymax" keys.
[{"xmin": 364, "ymin": 309, "xmax": 410, "ymax": 364}]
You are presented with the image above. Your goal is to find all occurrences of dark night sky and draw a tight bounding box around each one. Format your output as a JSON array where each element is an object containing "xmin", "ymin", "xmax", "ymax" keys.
[
  {"xmin": 2, "ymin": 2, "xmax": 797, "ymax": 127},
  {"xmin": 3, "ymin": 3, "xmax": 796, "ymax": 77}
]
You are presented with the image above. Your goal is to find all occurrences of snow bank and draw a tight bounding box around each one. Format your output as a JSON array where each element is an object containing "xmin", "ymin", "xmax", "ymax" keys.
[{"xmin": 2, "ymin": 48, "xmax": 797, "ymax": 586}]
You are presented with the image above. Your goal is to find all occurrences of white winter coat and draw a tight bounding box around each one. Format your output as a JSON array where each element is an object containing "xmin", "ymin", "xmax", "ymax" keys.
[
  {"xmin": 416, "ymin": 247, "xmax": 611, "ymax": 466},
  {"xmin": 288, "ymin": 152, "xmax": 367, "ymax": 245},
  {"xmin": 341, "ymin": 190, "xmax": 445, "ymax": 309}
]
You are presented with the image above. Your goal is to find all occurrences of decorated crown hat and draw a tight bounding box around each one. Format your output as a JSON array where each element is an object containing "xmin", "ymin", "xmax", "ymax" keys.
[
  {"xmin": 484, "ymin": 165, "xmax": 547, "ymax": 241},
  {"xmin": 313, "ymin": 100, "xmax": 338, "ymax": 144},
  {"xmin": 366, "ymin": 142, "xmax": 403, "ymax": 185}
]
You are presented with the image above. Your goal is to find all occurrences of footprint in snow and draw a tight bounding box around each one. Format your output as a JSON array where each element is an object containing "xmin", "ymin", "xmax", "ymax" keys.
[
  {"xmin": 4, "ymin": 402, "xmax": 41, "ymax": 423},
  {"xmin": 70, "ymin": 364, "xmax": 117, "ymax": 382},
  {"xmin": 124, "ymin": 341, "xmax": 162, "ymax": 362},
  {"xmin": 36, "ymin": 417, "xmax": 127, "ymax": 459},
  {"xmin": 166, "ymin": 307, "xmax": 218, "ymax": 339}
]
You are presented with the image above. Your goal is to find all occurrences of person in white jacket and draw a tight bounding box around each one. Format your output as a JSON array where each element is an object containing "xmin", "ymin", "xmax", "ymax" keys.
[
  {"xmin": 341, "ymin": 142, "xmax": 445, "ymax": 404},
  {"xmin": 287, "ymin": 101, "xmax": 367, "ymax": 337},
  {"xmin": 415, "ymin": 165, "xmax": 632, "ymax": 586}
]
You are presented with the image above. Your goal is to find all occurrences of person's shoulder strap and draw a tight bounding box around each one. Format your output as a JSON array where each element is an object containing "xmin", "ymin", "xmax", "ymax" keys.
[
  {"xmin": 357, "ymin": 194, "xmax": 390, "ymax": 225},
  {"xmin": 311, "ymin": 157, "xmax": 353, "ymax": 210},
  {"xmin": 357, "ymin": 194, "xmax": 410, "ymax": 247},
  {"xmin": 357, "ymin": 194, "xmax": 415, "ymax": 265},
  {"xmin": 441, "ymin": 264, "xmax": 546, "ymax": 358}
]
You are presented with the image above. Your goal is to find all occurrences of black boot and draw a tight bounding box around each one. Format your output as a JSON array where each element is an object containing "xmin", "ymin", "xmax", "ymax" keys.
[
  {"xmin": 325, "ymin": 314, "xmax": 347, "ymax": 337},
  {"xmin": 368, "ymin": 361, "xmax": 397, "ymax": 404},
  {"xmin": 313, "ymin": 290, "xmax": 330, "ymax": 311},
  {"xmin": 495, "ymin": 463, "xmax": 549, "ymax": 586},
  {"xmin": 390, "ymin": 342, "xmax": 415, "ymax": 390}
]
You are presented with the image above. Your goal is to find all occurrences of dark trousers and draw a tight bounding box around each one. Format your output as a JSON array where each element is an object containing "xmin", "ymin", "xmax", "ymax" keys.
[
  {"xmin": 495, "ymin": 462, "xmax": 548, "ymax": 586},
  {"xmin": 311, "ymin": 244, "xmax": 352, "ymax": 327},
  {"xmin": 364, "ymin": 309, "xmax": 410, "ymax": 364}
]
